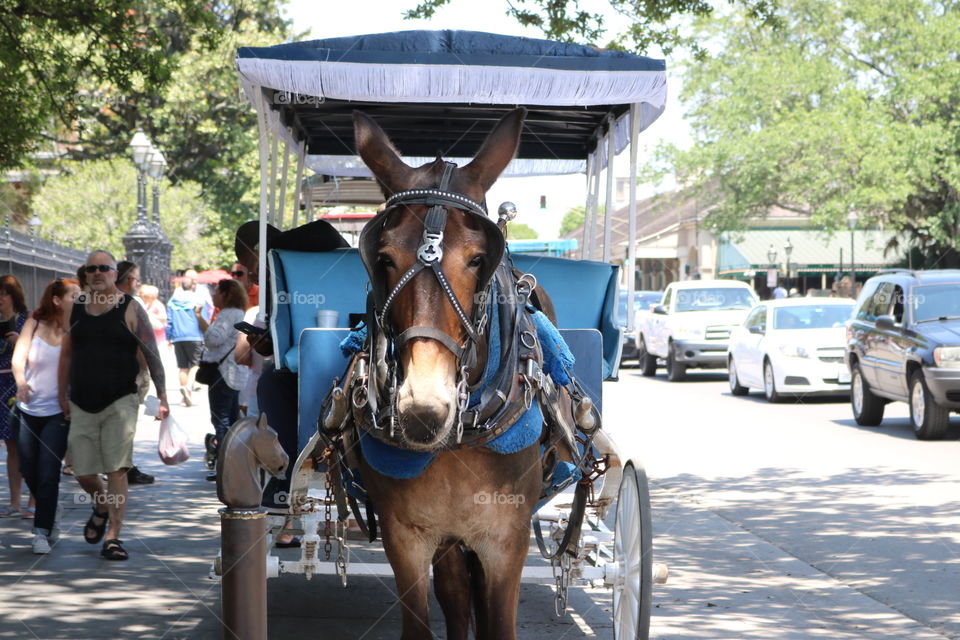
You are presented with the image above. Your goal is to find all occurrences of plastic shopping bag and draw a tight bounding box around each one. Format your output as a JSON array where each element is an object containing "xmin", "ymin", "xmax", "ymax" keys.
[{"xmin": 158, "ymin": 414, "xmax": 190, "ymax": 465}]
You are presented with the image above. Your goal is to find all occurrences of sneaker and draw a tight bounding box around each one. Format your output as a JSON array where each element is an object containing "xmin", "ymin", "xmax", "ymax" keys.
[
  {"xmin": 21, "ymin": 507, "xmax": 35, "ymax": 519},
  {"xmin": 127, "ymin": 466, "xmax": 155, "ymax": 485},
  {"xmin": 32, "ymin": 533, "xmax": 51, "ymax": 555}
]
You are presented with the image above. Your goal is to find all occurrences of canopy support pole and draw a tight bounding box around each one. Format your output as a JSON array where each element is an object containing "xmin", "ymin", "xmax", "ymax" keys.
[
  {"xmin": 268, "ymin": 129, "xmax": 279, "ymax": 228},
  {"xmin": 582, "ymin": 152, "xmax": 596, "ymax": 260},
  {"xmin": 292, "ymin": 140, "xmax": 306, "ymax": 228},
  {"xmin": 626, "ymin": 104, "xmax": 640, "ymax": 332},
  {"xmin": 254, "ymin": 89, "xmax": 271, "ymax": 319},
  {"xmin": 276, "ymin": 129, "xmax": 292, "ymax": 230},
  {"xmin": 602, "ymin": 118, "xmax": 616, "ymax": 263}
]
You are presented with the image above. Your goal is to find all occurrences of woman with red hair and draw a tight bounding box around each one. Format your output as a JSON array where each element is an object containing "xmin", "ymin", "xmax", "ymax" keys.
[{"xmin": 12, "ymin": 278, "xmax": 80, "ymax": 553}]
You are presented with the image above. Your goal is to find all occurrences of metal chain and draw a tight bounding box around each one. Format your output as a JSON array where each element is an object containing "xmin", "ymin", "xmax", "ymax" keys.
[
  {"xmin": 323, "ymin": 449, "xmax": 334, "ymax": 561},
  {"xmin": 336, "ymin": 520, "xmax": 350, "ymax": 587},
  {"xmin": 553, "ymin": 552, "xmax": 571, "ymax": 615}
]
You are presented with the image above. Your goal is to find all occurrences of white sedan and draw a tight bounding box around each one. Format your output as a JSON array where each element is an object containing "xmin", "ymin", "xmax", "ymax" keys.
[{"xmin": 727, "ymin": 298, "xmax": 855, "ymax": 402}]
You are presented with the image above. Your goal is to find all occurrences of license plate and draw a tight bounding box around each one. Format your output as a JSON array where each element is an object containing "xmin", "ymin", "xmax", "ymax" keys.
[{"xmin": 837, "ymin": 367, "xmax": 851, "ymax": 383}]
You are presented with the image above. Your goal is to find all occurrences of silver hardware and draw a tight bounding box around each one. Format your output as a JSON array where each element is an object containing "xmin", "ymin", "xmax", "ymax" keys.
[
  {"xmin": 497, "ymin": 201, "xmax": 517, "ymax": 225},
  {"xmin": 417, "ymin": 230, "xmax": 444, "ymax": 264}
]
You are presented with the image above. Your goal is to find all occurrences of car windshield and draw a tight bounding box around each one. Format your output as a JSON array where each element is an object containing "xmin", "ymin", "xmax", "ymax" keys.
[
  {"xmin": 674, "ymin": 287, "xmax": 756, "ymax": 312},
  {"xmin": 912, "ymin": 284, "xmax": 960, "ymax": 322},
  {"xmin": 773, "ymin": 305, "xmax": 853, "ymax": 330},
  {"xmin": 617, "ymin": 291, "xmax": 661, "ymax": 325}
]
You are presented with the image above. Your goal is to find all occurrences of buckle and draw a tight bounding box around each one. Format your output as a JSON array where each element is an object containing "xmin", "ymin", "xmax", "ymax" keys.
[{"xmin": 417, "ymin": 230, "xmax": 444, "ymax": 264}]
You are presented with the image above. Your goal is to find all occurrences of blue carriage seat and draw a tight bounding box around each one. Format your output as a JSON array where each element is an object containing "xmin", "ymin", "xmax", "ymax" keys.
[
  {"xmin": 511, "ymin": 254, "xmax": 622, "ymax": 380},
  {"xmin": 268, "ymin": 248, "xmax": 369, "ymax": 373}
]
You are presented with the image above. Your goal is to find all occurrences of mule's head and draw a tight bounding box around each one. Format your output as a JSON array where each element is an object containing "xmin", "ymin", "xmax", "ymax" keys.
[
  {"xmin": 251, "ymin": 413, "xmax": 289, "ymax": 478},
  {"xmin": 354, "ymin": 109, "xmax": 525, "ymax": 450}
]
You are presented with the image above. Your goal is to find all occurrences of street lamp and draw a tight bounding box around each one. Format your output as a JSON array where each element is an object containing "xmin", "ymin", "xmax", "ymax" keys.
[
  {"xmin": 146, "ymin": 146, "xmax": 167, "ymax": 229},
  {"xmin": 28, "ymin": 212, "xmax": 40, "ymax": 305},
  {"xmin": 767, "ymin": 244, "xmax": 777, "ymax": 265},
  {"xmin": 124, "ymin": 130, "xmax": 173, "ymax": 300},
  {"xmin": 129, "ymin": 129, "xmax": 152, "ymax": 222},
  {"xmin": 847, "ymin": 209, "xmax": 859, "ymax": 299},
  {"xmin": 783, "ymin": 237, "xmax": 793, "ymax": 292}
]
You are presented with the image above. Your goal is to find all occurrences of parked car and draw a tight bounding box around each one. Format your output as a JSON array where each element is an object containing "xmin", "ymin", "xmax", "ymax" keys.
[
  {"xmin": 846, "ymin": 269, "xmax": 960, "ymax": 439},
  {"xmin": 636, "ymin": 280, "xmax": 757, "ymax": 381},
  {"xmin": 617, "ymin": 289, "xmax": 662, "ymax": 364},
  {"xmin": 728, "ymin": 298, "xmax": 855, "ymax": 402}
]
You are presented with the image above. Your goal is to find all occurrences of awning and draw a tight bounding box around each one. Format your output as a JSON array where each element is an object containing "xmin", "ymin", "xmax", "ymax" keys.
[{"xmin": 718, "ymin": 229, "xmax": 900, "ymax": 273}]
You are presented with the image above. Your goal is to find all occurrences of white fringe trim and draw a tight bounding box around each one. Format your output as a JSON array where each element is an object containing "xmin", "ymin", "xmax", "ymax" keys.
[
  {"xmin": 305, "ymin": 155, "xmax": 586, "ymax": 178},
  {"xmin": 237, "ymin": 58, "xmax": 666, "ymax": 109}
]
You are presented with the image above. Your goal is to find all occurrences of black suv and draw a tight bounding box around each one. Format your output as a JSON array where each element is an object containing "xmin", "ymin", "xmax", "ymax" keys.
[{"xmin": 846, "ymin": 269, "xmax": 960, "ymax": 439}]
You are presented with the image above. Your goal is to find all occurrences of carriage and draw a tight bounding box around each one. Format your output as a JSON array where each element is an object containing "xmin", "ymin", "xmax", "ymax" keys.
[{"xmin": 215, "ymin": 30, "xmax": 668, "ymax": 639}]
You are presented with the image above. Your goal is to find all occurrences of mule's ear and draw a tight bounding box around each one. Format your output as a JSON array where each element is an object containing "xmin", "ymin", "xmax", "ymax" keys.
[
  {"xmin": 257, "ymin": 413, "xmax": 269, "ymax": 430},
  {"xmin": 462, "ymin": 108, "xmax": 526, "ymax": 192},
  {"xmin": 354, "ymin": 111, "xmax": 414, "ymax": 197}
]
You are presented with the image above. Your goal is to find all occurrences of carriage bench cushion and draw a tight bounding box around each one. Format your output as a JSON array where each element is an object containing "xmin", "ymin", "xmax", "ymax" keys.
[
  {"xmin": 270, "ymin": 249, "xmax": 621, "ymax": 377},
  {"xmin": 269, "ymin": 248, "xmax": 369, "ymax": 372}
]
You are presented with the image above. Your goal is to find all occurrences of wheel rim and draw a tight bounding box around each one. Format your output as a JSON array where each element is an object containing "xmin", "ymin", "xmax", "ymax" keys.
[
  {"xmin": 852, "ymin": 370, "xmax": 864, "ymax": 416},
  {"xmin": 764, "ymin": 363, "xmax": 774, "ymax": 398},
  {"xmin": 911, "ymin": 379, "xmax": 925, "ymax": 427},
  {"xmin": 728, "ymin": 361, "xmax": 738, "ymax": 391},
  {"xmin": 613, "ymin": 468, "xmax": 641, "ymax": 639}
]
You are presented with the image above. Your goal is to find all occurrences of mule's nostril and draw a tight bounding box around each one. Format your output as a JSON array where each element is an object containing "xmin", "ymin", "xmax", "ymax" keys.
[{"xmin": 402, "ymin": 407, "xmax": 448, "ymax": 444}]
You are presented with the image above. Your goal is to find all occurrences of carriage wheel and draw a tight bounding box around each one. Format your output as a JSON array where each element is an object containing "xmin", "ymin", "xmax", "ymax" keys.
[{"xmin": 612, "ymin": 462, "xmax": 652, "ymax": 640}]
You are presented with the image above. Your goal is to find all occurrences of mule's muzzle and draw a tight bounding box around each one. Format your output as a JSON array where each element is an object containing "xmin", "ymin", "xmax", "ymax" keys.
[{"xmin": 400, "ymin": 406, "xmax": 452, "ymax": 448}]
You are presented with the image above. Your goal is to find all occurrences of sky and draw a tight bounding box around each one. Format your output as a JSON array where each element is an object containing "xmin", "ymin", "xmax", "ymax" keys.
[{"xmin": 283, "ymin": 0, "xmax": 690, "ymax": 239}]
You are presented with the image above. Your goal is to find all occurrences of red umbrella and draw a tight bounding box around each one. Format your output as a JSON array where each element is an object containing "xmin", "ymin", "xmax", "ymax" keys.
[{"xmin": 193, "ymin": 269, "xmax": 231, "ymax": 285}]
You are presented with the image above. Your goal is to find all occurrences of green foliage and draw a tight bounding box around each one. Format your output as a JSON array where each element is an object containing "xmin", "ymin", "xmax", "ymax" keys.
[
  {"xmin": 661, "ymin": 0, "xmax": 960, "ymax": 264},
  {"xmin": 31, "ymin": 159, "xmax": 222, "ymax": 272},
  {"xmin": 558, "ymin": 205, "xmax": 586, "ymax": 236},
  {"xmin": 405, "ymin": 0, "xmax": 779, "ymax": 56},
  {"xmin": 0, "ymin": 0, "xmax": 219, "ymax": 169},
  {"xmin": 507, "ymin": 222, "xmax": 539, "ymax": 240}
]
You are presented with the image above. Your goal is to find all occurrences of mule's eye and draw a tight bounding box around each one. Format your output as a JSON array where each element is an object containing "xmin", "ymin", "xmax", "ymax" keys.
[
  {"xmin": 377, "ymin": 253, "xmax": 395, "ymax": 269},
  {"xmin": 467, "ymin": 254, "xmax": 485, "ymax": 269}
]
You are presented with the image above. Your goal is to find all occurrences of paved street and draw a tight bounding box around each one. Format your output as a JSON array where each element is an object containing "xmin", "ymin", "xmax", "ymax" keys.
[{"xmin": 2, "ymin": 362, "xmax": 959, "ymax": 639}]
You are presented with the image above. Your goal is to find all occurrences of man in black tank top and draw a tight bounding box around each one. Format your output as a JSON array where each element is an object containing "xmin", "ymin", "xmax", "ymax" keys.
[{"xmin": 57, "ymin": 250, "xmax": 170, "ymax": 561}]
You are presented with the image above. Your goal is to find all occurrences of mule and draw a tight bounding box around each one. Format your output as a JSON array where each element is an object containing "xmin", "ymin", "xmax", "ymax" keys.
[{"xmin": 353, "ymin": 109, "xmax": 543, "ymax": 640}]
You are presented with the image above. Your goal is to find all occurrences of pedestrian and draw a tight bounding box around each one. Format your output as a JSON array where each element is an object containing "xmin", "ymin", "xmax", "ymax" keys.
[
  {"xmin": 166, "ymin": 270, "xmax": 205, "ymax": 406},
  {"xmin": 115, "ymin": 261, "xmax": 155, "ymax": 486},
  {"xmin": 139, "ymin": 284, "xmax": 167, "ymax": 350},
  {"xmin": 58, "ymin": 250, "xmax": 169, "ymax": 561},
  {"xmin": 12, "ymin": 278, "xmax": 80, "ymax": 553},
  {"xmin": 230, "ymin": 262, "xmax": 259, "ymax": 309},
  {"xmin": 0, "ymin": 274, "xmax": 33, "ymax": 518},
  {"xmin": 197, "ymin": 278, "xmax": 248, "ymax": 480}
]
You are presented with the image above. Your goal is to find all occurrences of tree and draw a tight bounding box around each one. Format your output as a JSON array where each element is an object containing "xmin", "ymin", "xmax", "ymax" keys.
[
  {"xmin": 0, "ymin": 0, "xmax": 219, "ymax": 169},
  {"xmin": 558, "ymin": 205, "xmax": 586, "ymax": 237},
  {"xmin": 507, "ymin": 222, "xmax": 539, "ymax": 239},
  {"xmin": 31, "ymin": 159, "xmax": 223, "ymax": 271},
  {"xmin": 657, "ymin": 0, "xmax": 960, "ymax": 265},
  {"xmin": 405, "ymin": 0, "xmax": 779, "ymax": 56}
]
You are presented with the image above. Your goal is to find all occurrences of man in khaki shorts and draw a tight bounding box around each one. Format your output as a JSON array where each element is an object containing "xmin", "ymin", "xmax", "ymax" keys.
[{"xmin": 58, "ymin": 250, "xmax": 170, "ymax": 561}]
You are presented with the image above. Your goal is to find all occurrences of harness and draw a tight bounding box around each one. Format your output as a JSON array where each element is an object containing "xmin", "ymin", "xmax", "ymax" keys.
[{"xmin": 351, "ymin": 161, "xmax": 544, "ymax": 449}]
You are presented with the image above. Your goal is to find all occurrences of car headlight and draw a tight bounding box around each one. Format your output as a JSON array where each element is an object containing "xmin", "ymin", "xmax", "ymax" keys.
[
  {"xmin": 674, "ymin": 326, "xmax": 705, "ymax": 339},
  {"xmin": 779, "ymin": 344, "xmax": 810, "ymax": 358},
  {"xmin": 933, "ymin": 346, "xmax": 960, "ymax": 367}
]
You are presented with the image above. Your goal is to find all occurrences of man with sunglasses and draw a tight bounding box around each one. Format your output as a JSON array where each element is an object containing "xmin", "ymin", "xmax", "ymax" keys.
[{"xmin": 58, "ymin": 250, "xmax": 169, "ymax": 561}]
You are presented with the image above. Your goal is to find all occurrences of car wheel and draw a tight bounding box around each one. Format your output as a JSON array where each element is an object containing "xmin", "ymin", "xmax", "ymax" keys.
[
  {"xmin": 763, "ymin": 360, "xmax": 782, "ymax": 403},
  {"xmin": 638, "ymin": 336, "xmax": 657, "ymax": 377},
  {"xmin": 850, "ymin": 363, "xmax": 885, "ymax": 426},
  {"xmin": 728, "ymin": 357, "xmax": 749, "ymax": 396},
  {"xmin": 666, "ymin": 342, "xmax": 686, "ymax": 382},
  {"xmin": 909, "ymin": 371, "xmax": 950, "ymax": 440}
]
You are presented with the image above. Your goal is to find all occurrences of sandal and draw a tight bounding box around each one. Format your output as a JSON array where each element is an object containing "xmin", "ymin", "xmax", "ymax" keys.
[
  {"xmin": 83, "ymin": 508, "xmax": 109, "ymax": 545},
  {"xmin": 180, "ymin": 387, "xmax": 193, "ymax": 407},
  {"xmin": 100, "ymin": 538, "xmax": 129, "ymax": 561},
  {"xmin": 62, "ymin": 464, "xmax": 75, "ymax": 476}
]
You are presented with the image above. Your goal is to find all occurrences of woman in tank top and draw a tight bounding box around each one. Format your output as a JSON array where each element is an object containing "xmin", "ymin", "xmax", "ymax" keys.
[{"xmin": 12, "ymin": 278, "xmax": 80, "ymax": 554}]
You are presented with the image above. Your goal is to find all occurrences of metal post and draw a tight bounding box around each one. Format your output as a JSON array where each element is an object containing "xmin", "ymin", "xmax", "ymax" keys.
[
  {"xmin": 850, "ymin": 230, "xmax": 856, "ymax": 299},
  {"xmin": 626, "ymin": 104, "xmax": 639, "ymax": 332},
  {"xmin": 602, "ymin": 118, "xmax": 616, "ymax": 263},
  {"xmin": 581, "ymin": 152, "xmax": 595, "ymax": 261},
  {"xmin": 219, "ymin": 508, "xmax": 267, "ymax": 640}
]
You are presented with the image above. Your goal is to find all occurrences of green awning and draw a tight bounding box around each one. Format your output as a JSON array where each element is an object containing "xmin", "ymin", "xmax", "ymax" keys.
[{"xmin": 718, "ymin": 229, "xmax": 900, "ymax": 273}]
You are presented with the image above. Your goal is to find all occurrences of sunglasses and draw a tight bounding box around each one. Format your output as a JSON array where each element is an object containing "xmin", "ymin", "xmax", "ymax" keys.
[
  {"xmin": 231, "ymin": 270, "xmax": 246, "ymax": 278},
  {"xmin": 84, "ymin": 265, "xmax": 115, "ymax": 274}
]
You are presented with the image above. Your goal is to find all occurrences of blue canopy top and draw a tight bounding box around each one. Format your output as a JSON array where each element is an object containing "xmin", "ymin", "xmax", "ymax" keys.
[{"xmin": 237, "ymin": 30, "xmax": 667, "ymax": 176}]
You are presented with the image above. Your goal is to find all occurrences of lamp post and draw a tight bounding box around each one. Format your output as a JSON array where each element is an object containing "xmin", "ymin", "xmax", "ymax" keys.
[
  {"xmin": 124, "ymin": 131, "xmax": 173, "ymax": 300},
  {"xmin": 847, "ymin": 209, "xmax": 859, "ymax": 299},
  {"xmin": 783, "ymin": 237, "xmax": 793, "ymax": 293},
  {"xmin": 767, "ymin": 244, "xmax": 778, "ymax": 298},
  {"xmin": 28, "ymin": 212, "xmax": 41, "ymax": 306}
]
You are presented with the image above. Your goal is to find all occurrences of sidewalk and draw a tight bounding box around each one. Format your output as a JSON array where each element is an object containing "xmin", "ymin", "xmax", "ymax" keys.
[{"xmin": 0, "ymin": 366, "xmax": 224, "ymax": 640}]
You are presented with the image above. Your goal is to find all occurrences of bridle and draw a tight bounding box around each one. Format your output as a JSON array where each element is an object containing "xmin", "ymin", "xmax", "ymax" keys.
[{"xmin": 375, "ymin": 162, "xmax": 491, "ymax": 362}]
